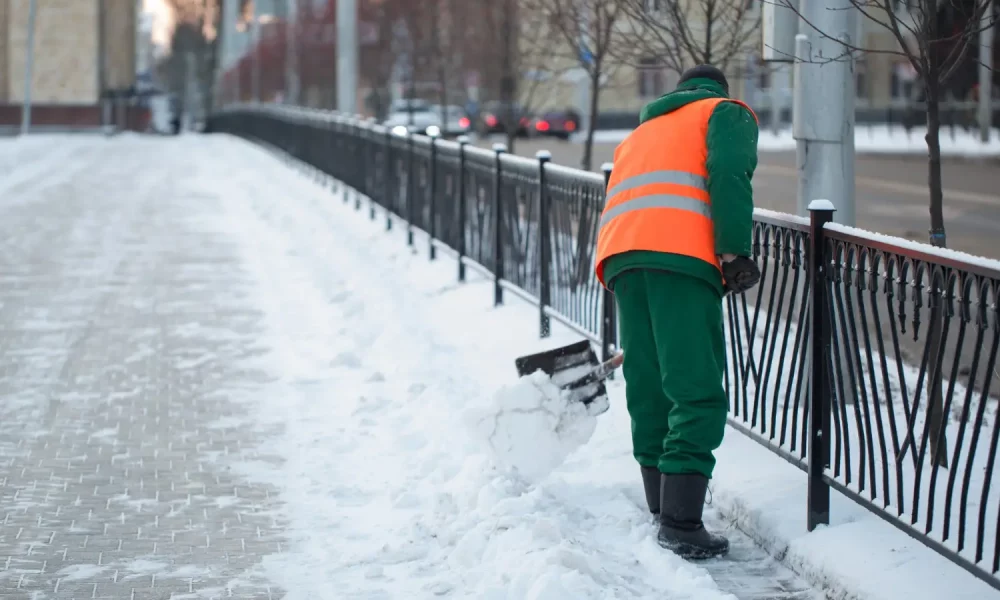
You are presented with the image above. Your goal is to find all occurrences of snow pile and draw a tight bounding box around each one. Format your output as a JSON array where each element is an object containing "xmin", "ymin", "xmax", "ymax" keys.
[{"xmin": 466, "ymin": 370, "xmax": 603, "ymax": 484}]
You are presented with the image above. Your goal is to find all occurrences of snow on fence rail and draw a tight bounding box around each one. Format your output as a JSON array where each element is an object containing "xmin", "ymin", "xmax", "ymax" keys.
[{"xmin": 206, "ymin": 104, "xmax": 1000, "ymax": 591}]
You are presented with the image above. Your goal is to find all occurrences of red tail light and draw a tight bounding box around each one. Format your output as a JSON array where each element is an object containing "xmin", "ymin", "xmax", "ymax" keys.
[
  {"xmin": 535, "ymin": 120, "xmax": 550, "ymax": 132},
  {"xmin": 459, "ymin": 117, "xmax": 470, "ymax": 128},
  {"xmin": 485, "ymin": 114, "xmax": 498, "ymax": 127},
  {"xmin": 565, "ymin": 120, "xmax": 577, "ymax": 132}
]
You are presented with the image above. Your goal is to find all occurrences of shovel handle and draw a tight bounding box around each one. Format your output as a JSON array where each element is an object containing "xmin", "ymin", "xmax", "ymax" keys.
[{"xmin": 562, "ymin": 351, "xmax": 624, "ymax": 390}]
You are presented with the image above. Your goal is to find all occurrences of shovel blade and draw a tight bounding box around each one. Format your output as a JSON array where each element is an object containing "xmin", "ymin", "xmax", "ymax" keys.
[{"xmin": 514, "ymin": 340, "xmax": 610, "ymax": 413}]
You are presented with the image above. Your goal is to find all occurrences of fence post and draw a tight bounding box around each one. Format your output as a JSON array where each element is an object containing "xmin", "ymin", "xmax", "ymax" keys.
[
  {"xmin": 537, "ymin": 149, "xmax": 552, "ymax": 338},
  {"xmin": 457, "ymin": 136, "xmax": 469, "ymax": 282},
  {"xmin": 600, "ymin": 163, "xmax": 617, "ymax": 375},
  {"xmin": 429, "ymin": 133, "xmax": 438, "ymax": 260},
  {"xmin": 335, "ymin": 119, "xmax": 345, "ymax": 192},
  {"xmin": 407, "ymin": 132, "xmax": 416, "ymax": 246},
  {"xmin": 807, "ymin": 198, "xmax": 836, "ymax": 531},
  {"xmin": 370, "ymin": 125, "xmax": 377, "ymax": 220},
  {"xmin": 343, "ymin": 120, "xmax": 352, "ymax": 203},
  {"xmin": 355, "ymin": 121, "xmax": 365, "ymax": 210},
  {"xmin": 385, "ymin": 128, "xmax": 393, "ymax": 231},
  {"xmin": 493, "ymin": 143, "xmax": 507, "ymax": 307}
]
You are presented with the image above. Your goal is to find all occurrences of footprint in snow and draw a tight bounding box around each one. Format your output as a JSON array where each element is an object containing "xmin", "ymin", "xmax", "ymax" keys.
[
  {"xmin": 367, "ymin": 371, "xmax": 386, "ymax": 382},
  {"xmin": 329, "ymin": 291, "xmax": 351, "ymax": 304},
  {"xmin": 399, "ymin": 432, "xmax": 427, "ymax": 451},
  {"xmin": 332, "ymin": 352, "xmax": 361, "ymax": 368},
  {"xmin": 352, "ymin": 395, "xmax": 391, "ymax": 415}
]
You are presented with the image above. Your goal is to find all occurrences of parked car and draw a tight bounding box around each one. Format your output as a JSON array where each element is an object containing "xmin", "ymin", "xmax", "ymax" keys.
[
  {"xmin": 389, "ymin": 98, "xmax": 432, "ymax": 113},
  {"xmin": 476, "ymin": 102, "xmax": 532, "ymax": 137},
  {"xmin": 428, "ymin": 104, "xmax": 471, "ymax": 138},
  {"xmin": 530, "ymin": 109, "xmax": 581, "ymax": 140},
  {"xmin": 382, "ymin": 102, "xmax": 443, "ymax": 137}
]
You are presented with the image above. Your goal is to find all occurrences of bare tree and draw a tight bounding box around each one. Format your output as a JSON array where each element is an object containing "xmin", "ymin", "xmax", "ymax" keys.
[
  {"xmin": 424, "ymin": 0, "xmax": 469, "ymax": 127},
  {"xmin": 616, "ymin": 0, "xmax": 761, "ymax": 77},
  {"xmin": 475, "ymin": 0, "xmax": 561, "ymax": 152},
  {"xmin": 393, "ymin": 0, "xmax": 452, "ymax": 125},
  {"xmin": 773, "ymin": 0, "xmax": 998, "ymax": 467},
  {"xmin": 360, "ymin": 0, "xmax": 403, "ymax": 120},
  {"xmin": 530, "ymin": 0, "xmax": 629, "ymax": 171}
]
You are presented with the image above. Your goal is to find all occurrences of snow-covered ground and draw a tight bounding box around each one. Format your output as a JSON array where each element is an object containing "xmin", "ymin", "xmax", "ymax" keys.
[
  {"xmin": 578, "ymin": 125, "xmax": 1000, "ymax": 157},
  {"xmin": 3, "ymin": 131, "xmax": 999, "ymax": 599},
  {"xmin": 192, "ymin": 136, "xmax": 782, "ymax": 599},
  {"xmin": 194, "ymin": 133, "xmax": 997, "ymax": 599}
]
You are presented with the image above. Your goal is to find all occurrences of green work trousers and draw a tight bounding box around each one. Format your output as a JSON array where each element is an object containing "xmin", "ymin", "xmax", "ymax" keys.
[{"xmin": 613, "ymin": 268, "xmax": 729, "ymax": 478}]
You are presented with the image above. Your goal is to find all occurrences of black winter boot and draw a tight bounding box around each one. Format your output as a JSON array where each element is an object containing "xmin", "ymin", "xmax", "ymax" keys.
[
  {"xmin": 640, "ymin": 466, "xmax": 660, "ymax": 515},
  {"xmin": 657, "ymin": 473, "xmax": 729, "ymax": 559}
]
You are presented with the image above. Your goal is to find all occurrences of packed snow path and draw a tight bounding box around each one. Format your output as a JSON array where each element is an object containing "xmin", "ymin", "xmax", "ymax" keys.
[
  {"xmin": 0, "ymin": 134, "xmax": 822, "ymax": 599},
  {"xmin": 0, "ymin": 137, "xmax": 284, "ymax": 599}
]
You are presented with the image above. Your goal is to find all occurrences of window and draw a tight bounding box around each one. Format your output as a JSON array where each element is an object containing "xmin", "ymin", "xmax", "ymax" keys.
[
  {"xmin": 890, "ymin": 62, "xmax": 917, "ymax": 101},
  {"xmin": 855, "ymin": 59, "xmax": 867, "ymax": 101},
  {"xmin": 757, "ymin": 65, "xmax": 771, "ymax": 90},
  {"xmin": 638, "ymin": 57, "xmax": 667, "ymax": 98}
]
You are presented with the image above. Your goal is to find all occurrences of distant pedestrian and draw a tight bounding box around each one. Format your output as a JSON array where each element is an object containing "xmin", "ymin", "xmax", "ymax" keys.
[{"xmin": 594, "ymin": 64, "xmax": 761, "ymax": 559}]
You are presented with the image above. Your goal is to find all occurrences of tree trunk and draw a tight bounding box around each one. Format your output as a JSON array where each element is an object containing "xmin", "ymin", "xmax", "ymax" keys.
[
  {"xmin": 500, "ymin": 0, "xmax": 516, "ymax": 153},
  {"xmin": 924, "ymin": 83, "xmax": 950, "ymax": 469},
  {"xmin": 703, "ymin": 0, "xmax": 714, "ymax": 64},
  {"xmin": 433, "ymin": 0, "xmax": 445, "ymax": 125},
  {"xmin": 582, "ymin": 67, "xmax": 601, "ymax": 172}
]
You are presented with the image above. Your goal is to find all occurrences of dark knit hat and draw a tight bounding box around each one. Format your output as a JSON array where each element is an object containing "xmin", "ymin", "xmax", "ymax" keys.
[{"xmin": 678, "ymin": 64, "xmax": 729, "ymax": 94}]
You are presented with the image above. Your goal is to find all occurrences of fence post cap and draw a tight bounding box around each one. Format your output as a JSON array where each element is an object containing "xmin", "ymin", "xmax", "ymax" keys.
[
  {"xmin": 457, "ymin": 135, "xmax": 470, "ymax": 144},
  {"xmin": 492, "ymin": 143, "xmax": 508, "ymax": 153},
  {"xmin": 535, "ymin": 150, "xmax": 552, "ymax": 160},
  {"xmin": 808, "ymin": 199, "xmax": 836, "ymax": 212},
  {"xmin": 600, "ymin": 162, "xmax": 614, "ymax": 173}
]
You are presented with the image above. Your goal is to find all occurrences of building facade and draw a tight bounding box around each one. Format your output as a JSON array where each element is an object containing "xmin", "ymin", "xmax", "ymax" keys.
[
  {"xmin": 0, "ymin": 0, "xmax": 139, "ymax": 130},
  {"xmin": 526, "ymin": 1, "xmax": 979, "ymax": 127}
]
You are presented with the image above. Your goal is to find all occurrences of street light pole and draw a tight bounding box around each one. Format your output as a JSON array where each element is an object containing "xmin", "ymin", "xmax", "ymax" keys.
[
  {"xmin": 21, "ymin": 0, "xmax": 38, "ymax": 135},
  {"xmin": 978, "ymin": 1, "xmax": 994, "ymax": 143},
  {"xmin": 337, "ymin": 0, "xmax": 358, "ymax": 113},
  {"xmin": 793, "ymin": 0, "xmax": 856, "ymax": 226},
  {"xmin": 286, "ymin": 0, "xmax": 299, "ymax": 105},
  {"xmin": 251, "ymin": 8, "xmax": 261, "ymax": 103}
]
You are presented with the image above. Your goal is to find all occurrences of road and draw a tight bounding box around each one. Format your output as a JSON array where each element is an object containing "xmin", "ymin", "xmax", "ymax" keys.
[{"xmin": 479, "ymin": 137, "xmax": 1000, "ymax": 260}]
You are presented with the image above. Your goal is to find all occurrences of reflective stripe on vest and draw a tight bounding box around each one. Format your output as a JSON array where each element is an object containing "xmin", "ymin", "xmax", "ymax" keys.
[
  {"xmin": 594, "ymin": 97, "xmax": 758, "ymax": 288},
  {"xmin": 599, "ymin": 170, "xmax": 711, "ymax": 228}
]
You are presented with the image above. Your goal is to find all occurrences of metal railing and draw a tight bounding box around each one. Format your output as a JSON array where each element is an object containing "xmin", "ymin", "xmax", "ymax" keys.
[{"xmin": 206, "ymin": 104, "xmax": 1000, "ymax": 590}]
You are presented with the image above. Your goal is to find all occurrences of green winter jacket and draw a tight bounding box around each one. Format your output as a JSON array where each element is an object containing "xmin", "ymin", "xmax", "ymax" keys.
[{"xmin": 602, "ymin": 77, "xmax": 759, "ymax": 297}]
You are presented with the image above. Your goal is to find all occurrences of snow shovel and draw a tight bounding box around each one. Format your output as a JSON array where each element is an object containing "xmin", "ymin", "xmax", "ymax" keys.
[{"xmin": 514, "ymin": 340, "xmax": 624, "ymax": 414}]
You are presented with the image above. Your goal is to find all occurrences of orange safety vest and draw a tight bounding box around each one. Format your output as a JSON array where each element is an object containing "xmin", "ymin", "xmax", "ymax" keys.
[{"xmin": 594, "ymin": 97, "xmax": 757, "ymax": 288}]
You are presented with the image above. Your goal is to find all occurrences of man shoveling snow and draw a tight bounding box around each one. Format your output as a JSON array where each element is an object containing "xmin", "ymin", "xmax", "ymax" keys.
[
  {"xmin": 593, "ymin": 65, "xmax": 761, "ymax": 560},
  {"xmin": 471, "ymin": 64, "xmax": 761, "ymax": 563}
]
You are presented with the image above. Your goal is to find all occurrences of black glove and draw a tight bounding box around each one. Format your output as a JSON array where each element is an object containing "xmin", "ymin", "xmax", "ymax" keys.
[{"xmin": 721, "ymin": 256, "xmax": 760, "ymax": 295}]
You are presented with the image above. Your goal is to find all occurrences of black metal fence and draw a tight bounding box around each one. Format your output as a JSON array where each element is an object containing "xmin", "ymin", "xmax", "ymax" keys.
[{"xmin": 206, "ymin": 104, "xmax": 1000, "ymax": 591}]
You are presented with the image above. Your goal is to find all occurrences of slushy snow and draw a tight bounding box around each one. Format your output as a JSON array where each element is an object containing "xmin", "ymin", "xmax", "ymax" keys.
[{"xmin": 467, "ymin": 370, "xmax": 606, "ymax": 484}]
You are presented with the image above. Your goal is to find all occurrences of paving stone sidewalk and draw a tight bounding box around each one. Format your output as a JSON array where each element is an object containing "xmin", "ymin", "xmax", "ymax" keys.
[{"xmin": 0, "ymin": 138, "xmax": 286, "ymax": 599}]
